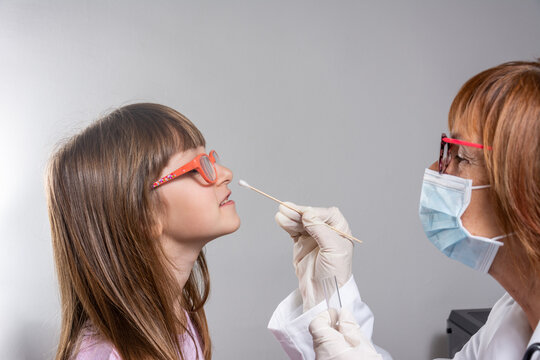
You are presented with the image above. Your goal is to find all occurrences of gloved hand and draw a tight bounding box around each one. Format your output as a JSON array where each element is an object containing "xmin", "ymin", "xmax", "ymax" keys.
[
  {"xmin": 275, "ymin": 203, "xmax": 354, "ymax": 311},
  {"xmin": 309, "ymin": 308, "xmax": 383, "ymax": 360}
]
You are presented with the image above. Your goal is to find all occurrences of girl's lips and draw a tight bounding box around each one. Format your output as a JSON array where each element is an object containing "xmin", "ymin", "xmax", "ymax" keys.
[
  {"xmin": 219, "ymin": 199, "xmax": 235, "ymax": 207},
  {"xmin": 219, "ymin": 192, "xmax": 232, "ymax": 206}
]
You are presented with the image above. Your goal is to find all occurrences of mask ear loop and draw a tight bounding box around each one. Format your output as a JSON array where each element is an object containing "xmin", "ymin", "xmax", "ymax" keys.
[
  {"xmin": 469, "ymin": 184, "xmax": 515, "ymax": 246},
  {"xmin": 490, "ymin": 235, "xmax": 507, "ymax": 246},
  {"xmin": 471, "ymin": 184, "xmax": 491, "ymax": 190},
  {"xmin": 491, "ymin": 232, "xmax": 516, "ymax": 244}
]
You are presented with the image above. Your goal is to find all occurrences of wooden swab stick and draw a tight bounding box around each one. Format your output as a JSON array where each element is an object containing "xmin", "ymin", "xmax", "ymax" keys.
[{"xmin": 239, "ymin": 180, "xmax": 362, "ymax": 244}]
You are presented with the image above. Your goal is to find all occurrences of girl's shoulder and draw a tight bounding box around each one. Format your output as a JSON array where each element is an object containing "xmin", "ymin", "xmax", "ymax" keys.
[
  {"xmin": 72, "ymin": 314, "xmax": 203, "ymax": 360},
  {"xmin": 74, "ymin": 325, "xmax": 121, "ymax": 360}
]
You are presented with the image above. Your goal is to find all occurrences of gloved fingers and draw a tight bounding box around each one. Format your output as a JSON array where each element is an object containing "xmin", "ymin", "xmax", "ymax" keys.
[
  {"xmin": 275, "ymin": 212, "xmax": 303, "ymax": 237},
  {"xmin": 293, "ymin": 235, "xmax": 318, "ymax": 263},
  {"xmin": 338, "ymin": 308, "xmax": 378, "ymax": 352},
  {"xmin": 310, "ymin": 310, "xmax": 359, "ymax": 360},
  {"xmin": 303, "ymin": 219, "xmax": 354, "ymax": 253},
  {"xmin": 276, "ymin": 202, "xmax": 314, "ymax": 237},
  {"xmin": 314, "ymin": 252, "xmax": 353, "ymax": 288},
  {"xmin": 309, "ymin": 309, "xmax": 338, "ymax": 338},
  {"xmin": 302, "ymin": 206, "xmax": 351, "ymax": 235},
  {"xmin": 278, "ymin": 202, "xmax": 307, "ymax": 223},
  {"xmin": 284, "ymin": 202, "xmax": 312, "ymax": 215},
  {"xmin": 309, "ymin": 310, "xmax": 383, "ymax": 360},
  {"xmin": 337, "ymin": 308, "xmax": 362, "ymax": 346}
]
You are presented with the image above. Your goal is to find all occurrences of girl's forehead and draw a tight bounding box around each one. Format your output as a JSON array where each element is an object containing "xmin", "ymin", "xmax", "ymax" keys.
[{"xmin": 171, "ymin": 146, "xmax": 205, "ymax": 162}]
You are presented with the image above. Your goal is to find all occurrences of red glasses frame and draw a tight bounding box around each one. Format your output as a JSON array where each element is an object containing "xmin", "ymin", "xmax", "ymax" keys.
[
  {"xmin": 152, "ymin": 150, "xmax": 219, "ymax": 189},
  {"xmin": 439, "ymin": 133, "xmax": 492, "ymax": 174}
]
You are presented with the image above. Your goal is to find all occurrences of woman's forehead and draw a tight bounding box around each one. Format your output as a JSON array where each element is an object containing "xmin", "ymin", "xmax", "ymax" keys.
[{"xmin": 450, "ymin": 115, "xmax": 482, "ymax": 143}]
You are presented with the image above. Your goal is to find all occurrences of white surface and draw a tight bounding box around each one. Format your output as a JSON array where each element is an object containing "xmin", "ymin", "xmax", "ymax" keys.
[{"xmin": 1, "ymin": 1, "xmax": 539, "ymax": 359}]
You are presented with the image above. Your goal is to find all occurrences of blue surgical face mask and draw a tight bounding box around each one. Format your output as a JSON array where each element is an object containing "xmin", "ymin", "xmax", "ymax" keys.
[{"xmin": 419, "ymin": 168, "xmax": 506, "ymax": 273}]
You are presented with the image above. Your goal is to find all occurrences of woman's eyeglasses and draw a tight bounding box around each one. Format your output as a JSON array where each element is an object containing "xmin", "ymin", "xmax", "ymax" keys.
[
  {"xmin": 152, "ymin": 150, "xmax": 220, "ymax": 189},
  {"xmin": 439, "ymin": 133, "xmax": 491, "ymax": 174}
]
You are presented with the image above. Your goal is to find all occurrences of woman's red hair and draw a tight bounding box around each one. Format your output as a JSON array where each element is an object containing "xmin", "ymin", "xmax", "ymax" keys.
[{"xmin": 449, "ymin": 60, "xmax": 540, "ymax": 277}]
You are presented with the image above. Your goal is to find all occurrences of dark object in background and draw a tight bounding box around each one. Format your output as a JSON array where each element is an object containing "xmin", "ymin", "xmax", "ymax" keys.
[{"xmin": 447, "ymin": 308, "xmax": 491, "ymax": 357}]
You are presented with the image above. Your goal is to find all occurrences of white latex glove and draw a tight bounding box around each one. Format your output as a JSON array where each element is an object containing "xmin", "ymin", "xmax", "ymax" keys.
[
  {"xmin": 309, "ymin": 308, "xmax": 383, "ymax": 360},
  {"xmin": 275, "ymin": 203, "xmax": 354, "ymax": 310}
]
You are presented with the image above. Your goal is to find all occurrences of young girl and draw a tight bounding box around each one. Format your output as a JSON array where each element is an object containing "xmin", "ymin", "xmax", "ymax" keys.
[{"xmin": 46, "ymin": 103, "xmax": 240, "ymax": 360}]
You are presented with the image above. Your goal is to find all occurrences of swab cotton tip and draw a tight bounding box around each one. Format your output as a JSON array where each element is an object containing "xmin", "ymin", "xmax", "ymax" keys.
[{"xmin": 239, "ymin": 179, "xmax": 250, "ymax": 188}]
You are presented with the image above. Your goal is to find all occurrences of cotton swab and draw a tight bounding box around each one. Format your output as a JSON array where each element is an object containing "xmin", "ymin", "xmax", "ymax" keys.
[
  {"xmin": 238, "ymin": 179, "xmax": 362, "ymax": 244},
  {"xmin": 238, "ymin": 180, "xmax": 301, "ymax": 214}
]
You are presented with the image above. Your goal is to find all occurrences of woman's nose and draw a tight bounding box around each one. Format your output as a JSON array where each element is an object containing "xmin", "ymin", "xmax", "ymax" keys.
[{"xmin": 428, "ymin": 161, "xmax": 438, "ymax": 172}]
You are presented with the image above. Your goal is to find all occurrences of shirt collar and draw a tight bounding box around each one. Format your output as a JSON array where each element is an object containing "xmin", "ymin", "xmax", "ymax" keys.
[{"xmin": 528, "ymin": 321, "xmax": 540, "ymax": 347}]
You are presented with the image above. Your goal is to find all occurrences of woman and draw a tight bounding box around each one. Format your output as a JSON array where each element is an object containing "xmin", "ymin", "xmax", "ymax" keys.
[
  {"xmin": 269, "ymin": 60, "xmax": 540, "ymax": 359},
  {"xmin": 46, "ymin": 103, "xmax": 240, "ymax": 360}
]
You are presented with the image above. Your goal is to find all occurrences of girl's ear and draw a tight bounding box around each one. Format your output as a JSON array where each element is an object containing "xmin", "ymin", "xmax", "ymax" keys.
[
  {"xmin": 150, "ymin": 194, "xmax": 165, "ymax": 239},
  {"xmin": 154, "ymin": 220, "xmax": 164, "ymax": 238},
  {"xmin": 149, "ymin": 208, "xmax": 164, "ymax": 239}
]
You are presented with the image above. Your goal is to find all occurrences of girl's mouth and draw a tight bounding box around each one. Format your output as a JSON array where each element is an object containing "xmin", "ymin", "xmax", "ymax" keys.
[{"xmin": 220, "ymin": 193, "xmax": 234, "ymax": 206}]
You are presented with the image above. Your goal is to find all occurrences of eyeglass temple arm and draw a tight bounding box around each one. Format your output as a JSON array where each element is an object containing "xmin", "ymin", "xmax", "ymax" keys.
[{"xmin": 443, "ymin": 137, "xmax": 492, "ymax": 150}]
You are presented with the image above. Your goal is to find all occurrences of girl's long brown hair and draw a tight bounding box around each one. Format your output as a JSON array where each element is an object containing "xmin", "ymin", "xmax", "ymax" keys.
[
  {"xmin": 448, "ymin": 60, "xmax": 540, "ymax": 278},
  {"xmin": 46, "ymin": 103, "xmax": 212, "ymax": 360}
]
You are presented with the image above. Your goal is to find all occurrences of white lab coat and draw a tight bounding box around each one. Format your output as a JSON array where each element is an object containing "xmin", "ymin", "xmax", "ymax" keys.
[
  {"xmin": 268, "ymin": 276, "xmax": 392, "ymax": 360},
  {"xmin": 268, "ymin": 276, "xmax": 540, "ymax": 360}
]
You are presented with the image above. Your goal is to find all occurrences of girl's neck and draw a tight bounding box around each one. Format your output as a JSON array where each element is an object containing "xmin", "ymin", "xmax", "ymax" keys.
[{"xmin": 160, "ymin": 236, "xmax": 205, "ymax": 290}]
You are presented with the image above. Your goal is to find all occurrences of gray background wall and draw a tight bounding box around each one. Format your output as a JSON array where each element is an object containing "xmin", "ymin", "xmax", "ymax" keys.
[{"xmin": 1, "ymin": 1, "xmax": 539, "ymax": 359}]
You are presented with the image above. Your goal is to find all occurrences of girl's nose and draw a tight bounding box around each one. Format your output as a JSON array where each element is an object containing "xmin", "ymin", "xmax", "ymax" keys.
[{"xmin": 216, "ymin": 164, "xmax": 233, "ymax": 185}]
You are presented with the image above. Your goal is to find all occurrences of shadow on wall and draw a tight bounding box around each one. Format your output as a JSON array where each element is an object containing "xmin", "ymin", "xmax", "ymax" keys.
[
  {"xmin": 430, "ymin": 331, "xmax": 449, "ymax": 359},
  {"xmin": 13, "ymin": 321, "xmax": 57, "ymax": 360}
]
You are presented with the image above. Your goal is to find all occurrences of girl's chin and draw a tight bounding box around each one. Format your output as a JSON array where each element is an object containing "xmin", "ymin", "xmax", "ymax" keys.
[
  {"xmin": 203, "ymin": 220, "xmax": 241, "ymax": 243},
  {"xmin": 220, "ymin": 217, "xmax": 241, "ymax": 237},
  {"xmin": 224, "ymin": 218, "xmax": 241, "ymax": 235}
]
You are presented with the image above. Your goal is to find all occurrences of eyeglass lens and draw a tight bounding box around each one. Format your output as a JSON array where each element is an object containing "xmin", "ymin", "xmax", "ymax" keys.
[
  {"xmin": 212, "ymin": 151, "xmax": 220, "ymax": 164},
  {"xmin": 200, "ymin": 155, "xmax": 216, "ymax": 181},
  {"xmin": 439, "ymin": 134, "xmax": 454, "ymax": 174}
]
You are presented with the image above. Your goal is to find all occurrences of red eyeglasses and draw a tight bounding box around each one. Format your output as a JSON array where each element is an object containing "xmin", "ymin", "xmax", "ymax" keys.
[
  {"xmin": 152, "ymin": 150, "xmax": 220, "ymax": 189},
  {"xmin": 439, "ymin": 133, "xmax": 492, "ymax": 174}
]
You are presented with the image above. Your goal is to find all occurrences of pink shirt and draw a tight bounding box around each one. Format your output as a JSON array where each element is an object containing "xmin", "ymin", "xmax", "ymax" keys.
[{"xmin": 75, "ymin": 315, "xmax": 204, "ymax": 360}]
